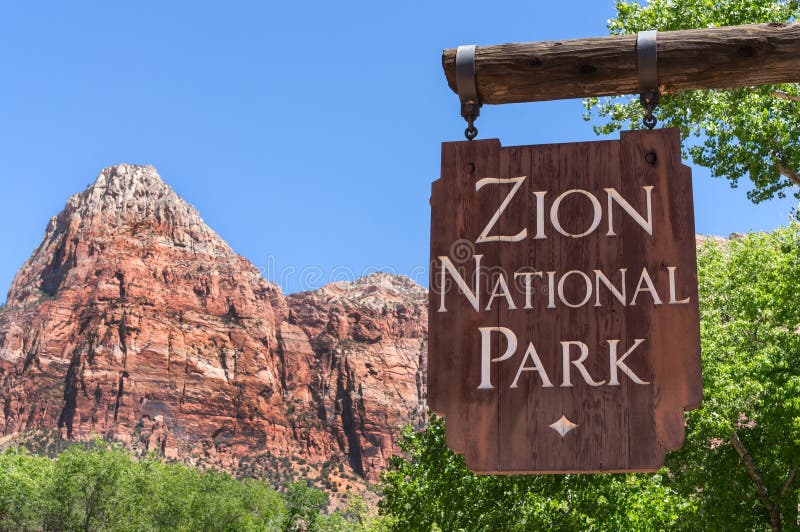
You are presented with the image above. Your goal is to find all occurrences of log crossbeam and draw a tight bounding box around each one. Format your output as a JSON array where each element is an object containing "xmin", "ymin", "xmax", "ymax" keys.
[{"xmin": 442, "ymin": 23, "xmax": 800, "ymax": 105}]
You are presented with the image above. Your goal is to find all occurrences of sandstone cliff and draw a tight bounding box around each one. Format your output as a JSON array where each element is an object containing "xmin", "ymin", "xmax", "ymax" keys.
[{"xmin": 0, "ymin": 164, "xmax": 427, "ymax": 493}]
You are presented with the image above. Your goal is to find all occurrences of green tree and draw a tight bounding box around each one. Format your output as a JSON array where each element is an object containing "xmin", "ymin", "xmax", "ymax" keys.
[
  {"xmin": 0, "ymin": 447, "xmax": 52, "ymax": 529},
  {"xmin": 151, "ymin": 465, "xmax": 286, "ymax": 531},
  {"xmin": 380, "ymin": 417, "xmax": 693, "ymax": 531},
  {"xmin": 0, "ymin": 441, "xmax": 290, "ymax": 531},
  {"xmin": 667, "ymin": 225, "xmax": 800, "ymax": 531},
  {"xmin": 284, "ymin": 480, "xmax": 329, "ymax": 531},
  {"xmin": 0, "ymin": 439, "xmax": 398, "ymax": 531},
  {"xmin": 583, "ymin": 0, "xmax": 800, "ymax": 203},
  {"xmin": 340, "ymin": 494, "xmax": 371, "ymax": 527},
  {"xmin": 41, "ymin": 439, "xmax": 132, "ymax": 530}
]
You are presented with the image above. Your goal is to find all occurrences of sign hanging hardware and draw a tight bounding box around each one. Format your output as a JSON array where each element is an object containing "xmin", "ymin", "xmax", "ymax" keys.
[
  {"xmin": 637, "ymin": 30, "xmax": 660, "ymax": 129},
  {"xmin": 456, "ymin": 45, "xmax": 481, "ymax": 140}
]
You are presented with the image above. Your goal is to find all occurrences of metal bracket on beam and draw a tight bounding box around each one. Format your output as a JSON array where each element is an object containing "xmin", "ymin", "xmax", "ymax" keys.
[
  {"xmin": 637, "ymin": 30, "xmax": 659, "ymax": 129},
  {"xmin": 456, "ymin": 44, "xmax": 481, "ymax": 140}
]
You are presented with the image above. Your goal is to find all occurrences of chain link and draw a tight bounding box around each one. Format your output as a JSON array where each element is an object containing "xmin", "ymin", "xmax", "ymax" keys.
[
  {"xmin": 640, "ymin": 92, "xmax": 659, "ymax": 130},
  {"xmin": 461, "ymin": 101, "xmax": 480, "ymax": 141},
  {"xmin": 465, "ymin": 115, "xmax": 478, "ymax": 140}
]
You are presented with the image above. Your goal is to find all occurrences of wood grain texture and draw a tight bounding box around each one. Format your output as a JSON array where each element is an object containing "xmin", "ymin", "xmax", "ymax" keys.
[
  {"xmin": 428, "ymin": 129, "xmax": 702, "ymax": 473},
  {"xmin": 442, "ymin": 22, "xmax": 800, "ymax": 104},
  {"xmin": 428, "ymin": 139, "xmax": 501, "ymax": 468}
]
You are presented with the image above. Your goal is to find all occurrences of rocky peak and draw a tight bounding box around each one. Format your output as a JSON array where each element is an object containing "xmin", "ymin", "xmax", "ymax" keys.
[
  {"xmin": 287, "ymin": 272, "xmax": 427, "ymax": 347},
  {"xmin": 57, "ymin": 163, "xmax": 231, "ymax": 251},
  {"xmin": 6, "ymin": 164, "xmax": 236, "ymax": 306},
  {"xmin": 0, "ymin": 164, "xmax": 428, "ymax": 499},
  {"xmin": 296, "ymin": 273, "xmax": 426, "ymax": 309},
  {"xmin": 84, "ymin": 163, "xmax": 170, "ymax": 207},
  {"xmin": 696, "ymin": 234, "xmax": 732, "ymax": 246}
]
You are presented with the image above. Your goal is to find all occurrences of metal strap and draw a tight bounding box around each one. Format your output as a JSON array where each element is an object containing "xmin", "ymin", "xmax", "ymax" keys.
[
  {"xmin": 456, "ymin": 45, "xmax": 481, "ymax": 140},
  {"xmin": 637, "ymin": 30, "xmax": 658, "ymax": 93},
  {"xmin": 637, "ymin": 30, "xmax": 659, "ymax": 129},
  {"xmin": 456, "ymin": 45, "xmax": 479, "ymax": 105}
]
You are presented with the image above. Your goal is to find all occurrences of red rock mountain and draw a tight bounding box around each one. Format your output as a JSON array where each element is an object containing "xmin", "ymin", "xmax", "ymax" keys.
[{"xmin": 0, "ymin": 164, "xmax": 427, "ymax": 490}]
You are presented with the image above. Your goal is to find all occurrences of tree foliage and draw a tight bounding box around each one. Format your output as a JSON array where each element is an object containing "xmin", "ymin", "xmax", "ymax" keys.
[
  {"xmin": 0, "ymin": 440, "xmax": 387, "ymax": 531},
  {"xmin": 381, "ymin": 224, "xmax": 800, "ymax": 531},
  {"xmin": 584, "ymin": 0, "xmax": 800, "ymax": 203},
  {"xmin": 380, "ymin": 418, "xmax": 693, "ymax": 531},
  {"xmin": 669, "ymin": 225, "xmax": 800, "ymax": 530}
]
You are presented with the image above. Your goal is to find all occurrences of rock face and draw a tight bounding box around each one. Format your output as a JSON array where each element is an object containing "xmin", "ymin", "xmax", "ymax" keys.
[
  {"xmin": 696, "ymin": 234, "xmax": 730, "ymax": 246},
  {"xmin": 0, "ymin": 164, "xmax": 427, "ymax": 490}
]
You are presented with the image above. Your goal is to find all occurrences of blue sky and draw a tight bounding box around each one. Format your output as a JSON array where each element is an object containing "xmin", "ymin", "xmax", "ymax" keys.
[{"xmin": 0, "ymin": 1, "xmax": 796, "ymax": 297}]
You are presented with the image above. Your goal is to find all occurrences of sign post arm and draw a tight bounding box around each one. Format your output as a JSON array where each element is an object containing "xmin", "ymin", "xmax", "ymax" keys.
[{"xmin": 442, "ymin": 22, "xmax": 800, "ymax": 105}]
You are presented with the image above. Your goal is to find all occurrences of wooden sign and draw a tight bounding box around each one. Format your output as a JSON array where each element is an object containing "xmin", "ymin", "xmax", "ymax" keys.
[{"xmin": 428, "ymin": 128, "xmax": 702, "ymax": 473}]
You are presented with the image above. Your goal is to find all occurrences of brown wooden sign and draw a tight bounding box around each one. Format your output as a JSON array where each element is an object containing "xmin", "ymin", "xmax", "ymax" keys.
[{"xmin": 428, "ymin": 128, "xmax": 702, "ymax": 473}]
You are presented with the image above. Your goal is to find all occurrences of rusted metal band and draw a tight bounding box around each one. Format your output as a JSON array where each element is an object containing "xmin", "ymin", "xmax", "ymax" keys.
[{"xmin": 637, "ymin": 30, "xmax": 658, "ymax": 93}]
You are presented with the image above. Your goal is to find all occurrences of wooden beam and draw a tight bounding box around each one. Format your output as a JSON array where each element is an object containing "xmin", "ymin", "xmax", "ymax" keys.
[{"xmin": 442, "ymin": 23, "xmax": 800, "ymax": 105}]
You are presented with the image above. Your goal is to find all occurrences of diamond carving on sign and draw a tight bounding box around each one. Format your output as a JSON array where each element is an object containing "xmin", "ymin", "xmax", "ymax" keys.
[{"xmin": 549, "ymin": 415, "xmax": 578, "ymax": 437}]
